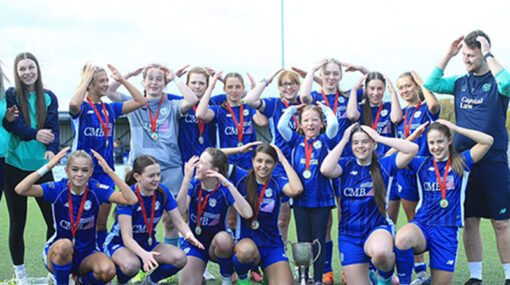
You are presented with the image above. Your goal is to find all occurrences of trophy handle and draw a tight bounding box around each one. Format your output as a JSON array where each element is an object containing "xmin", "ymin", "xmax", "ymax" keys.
[
  {"xmin": 285, "ymin": 240, "xmax": 297, "ymax": 266},
  {"xmin": 311, "ymin": 239, "xmax": 322, "ymax": 264}
]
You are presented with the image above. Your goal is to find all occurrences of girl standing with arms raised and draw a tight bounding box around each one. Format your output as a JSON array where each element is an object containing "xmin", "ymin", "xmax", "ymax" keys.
[
  {"xmin": 15, "ymin": 147, "xmax": 138, "ymax": 285},
  {"xmin": 3, "ymin": 52, "xmax": 60, "ymax": 283}
]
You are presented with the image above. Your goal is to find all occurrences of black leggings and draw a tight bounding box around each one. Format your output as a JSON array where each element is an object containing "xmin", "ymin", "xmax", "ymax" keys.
[
  {"xmin": 0, "ymin": 157, "xmax": 5, "ymax": 202},
  {"xmin": 293, "ymin": 206, "xmax": 331, "ymax": 282},
  {"xmin": 4, "ymin": 164, "xmax": 55, "ymax": 265}
]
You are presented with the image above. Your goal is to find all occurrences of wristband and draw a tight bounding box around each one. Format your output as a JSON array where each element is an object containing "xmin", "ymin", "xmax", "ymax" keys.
[
  {"xmin": 262, "ymin": 78, "xmax": 269, "ymax": 86},
  {"xmin": 255, "ymin": 99, "xmax": 264, "ymax": 110},
  {"xmin": 37, "ymin": 165, "xmax": 49, "ymax": 177},
  {"xmin": 484, "ymin": 52, "xmax": 494, "ymax": 60}
]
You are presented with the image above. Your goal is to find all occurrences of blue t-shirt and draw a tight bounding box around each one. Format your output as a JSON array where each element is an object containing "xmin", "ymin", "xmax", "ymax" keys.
[
  {"xmin": 108, "ymin": 184, "xmax": 177, "ymax": 246},
  {"xmin": 71, "ymin": 101, "xmax": 124, "ymax": 175},
  {"xmin": 409, "ymin": 152, "xmax": 474, "ymax": 227},
  {"xmin": 396, "ymin": 102, "xmax": 439, "ymax": 156},
  {"xmin": 187, "ymin": 178, "xmax": 236, "ymax": 245},
  {"xmin": 357, "ymin": 102, "xmax": 396, "ymax": 156},
  {"xmin": 211, "ymin": 103, "xmax": 257, "ymax": 169},
  {"xmin": 233, "ymin": 168, "xmax": 289, "ymax": 248},
  {"xmin": 42, "ymin": 178, "xmax": 113, "ymax": 254},
  {"xmin": 289, "ymin": 132, "xmax": 336, "ymax": 208},
  {"xmin": 337, "ymin": 153, "xmax": 398, "ymax": 239}
]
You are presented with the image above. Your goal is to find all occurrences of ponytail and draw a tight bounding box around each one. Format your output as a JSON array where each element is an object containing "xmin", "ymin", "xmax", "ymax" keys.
[
  {"xmin": 370, "ymin": 152, "xmax": 387, "ymax": 217},
  {"xmin": 245, "ymin": 170, "xmax": 259, "ymax": 224},
  {"xmin": 361, "ymin": 72, "xmax": 385, "ymax": 127}
]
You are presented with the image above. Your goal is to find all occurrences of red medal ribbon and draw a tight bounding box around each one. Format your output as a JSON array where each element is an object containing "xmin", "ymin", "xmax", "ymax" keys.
[
  {"xmin": 67, "ymin": 183, "xmax": 89, "ymax": 242},
  {"xmin": 86, "ymin": 97, "xmax": 110, "ymax": 143},
  {"xmin": 433, "ymin": 156, "xmax": 451, "ymax": 202},
  {"xmin": 304, "ymin": 137, "xmax": 317, "ymax": 171},
  {"xmin": 403, "ymin": 101, "xmax": 422, "ymax": 138},
  {"xmin": 192, "ymin": 105, "xmax": 205, "ymax": 139},
  {"xmin": 281, "ymin": 98, "xmax": 300, "ymax": 128},
  {"xmin": 372, "ymin": 102, "xmax": 384, "ymax": 130},
  {"xmin": 146, "ymin": 97, "xmax": 164, "ymax": 134},
  {"xmin": 196, "ymin": 182, "xmax": 220, "ymax": 228},
  {"xmin": 226, "ymin": 102, "xmax": 245, "ymax": 144},
  {"xmin": 320, "ymin": 89, "xmax": 339, "ymax": 115},
  {"xmin": 252, "ymin": 179, "xmax": 271, "ymax": 222},
  {"xmin": 135, "ymin": 185, "xmax": 157, "ymax": 240}
]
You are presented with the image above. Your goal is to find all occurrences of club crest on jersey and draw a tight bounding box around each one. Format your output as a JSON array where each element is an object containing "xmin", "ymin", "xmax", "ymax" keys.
[
  {"xmin": 313, "ymin": 140, "xmax": 322, "ymax": 149},
  {"xmin": 381, "ymin": 109, "xmax": 388, "ymax": 116},
  {"xmin": 350, "ymin": 170, "xmax": 358, "ymax": 175},
  {"xmin": 84, "ymin": 200, "xmax": 92, "ymax": 211},
  {"xmin": 160, "ymin": 107, "xmax": 169, "ymax": 116},
  {"xmin": 243, "ymin": 109, "xmax": 250, "ymax": 116},
  {"xmin": 155, "ymin": 201, "xmax": 160, "ymax": 211},
  {"xmin": 414, "ymin": 111, "xmax": 422, "ymax": 118},
  {"xmin": 482, "ymin": 83, "xmax": 491, "ymax": 92},
  {"xmin": 209, "ymin": 198, "xmax": 217, "ymax": 208},
  {"xmin": 265, "ymin": 189, "xmax": 273, "ymax": 198},
  {"xmin": 339, "ymin": 97, "xmax": 345, "ymax": 103},
  {"xmin": 462, "ymin": 85, "xmax": 467, "ymax": 92},
  {"xmin": 98, "ymin": 183, "xmax": 109, "ymax": 189}
]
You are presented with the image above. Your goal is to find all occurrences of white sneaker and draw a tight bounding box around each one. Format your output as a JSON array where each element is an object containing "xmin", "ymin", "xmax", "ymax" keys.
[
  {"xmin": 47, "ymin": 273, "xmax": 56, "ymax": 284},
  {"xmin": 221, "ymin": 275, "xmax": 233, "ymax": 285},
  {"xmin": 411, "ymin": 271, "xmax": 428, "ymax": 285},
  {"xmin": 203, "ymin": 266, "xmax": 216, "ymax": 281},
  {"xmin": 14, "ymin": 269, "xmax": 31, "ymax": 285}
]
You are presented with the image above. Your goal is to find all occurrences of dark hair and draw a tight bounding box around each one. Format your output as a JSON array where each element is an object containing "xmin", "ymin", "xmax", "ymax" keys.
[
  {"xmin": 245, "ymin": 144, "xmax": 278, "ymax": 224},
  {"xmin": 397, "ymin": 72, "xmax": 425, "ymax": 101},
  {"xmin": 351, "ymin": 126, "xmax": 386, "ymax": 216},
  {"xmin": 204, "ymin": 147, "xmax": 229, "ymax": 177},
  {"xmin": 361, "ymin": 72, "xmax": 386, "ymax": 127},
  {"xmin": 297, "ymin": 105, "xmax": 326, "ymax": 135},
  {"xmin": 464, "ymin": 30, "xmax": 491, "ymax": 49},
  {"xmin": 13, "ymin": 52, "xmax": 46, "ymax": 129},
  {"xmin": 426, "ymin": 122, "xmax": 466, "ymax": 176},
  {"xmin": 186, "ymin": 67, "xmax": 210, "ymax": 88},
  {"xmin": 125, "ymin": 154, "xmax": 167, "ymax": 203}
]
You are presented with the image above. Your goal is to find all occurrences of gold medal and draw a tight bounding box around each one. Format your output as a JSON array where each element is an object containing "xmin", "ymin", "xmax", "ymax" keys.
[
  {"xmin": 195, "ymin": 225, "xmax": 202, "ymax": 235},
  {"xmin": 440, "ymin": 198, "xmax": 449, "ymax": 208},
  {"xmin": 238, "ymin": 142, "xmax": 244, "ymax": 147},
  {"xmin": 148, "ymin": 237, "xmax": 153, "ymax": 246},
  {"xmin": 302, "ymin": 169, "xmax": 312, "ymax": 179},
  {"xmin": 72, "ymin": 238, "xmax": 75, "ymax": 246},
  {"xmin": 250, "ymin": 220, "xmax": 260, "ymax": 230},
  {"xmin": 106, "ymin": 140, "xmax": 109, "ymax": 148},
  {"xmin": 198, "ymin": 136, "xmax": 204, "ymax": 145},
  {"xmin": 151, "ymin": 132, "xmax": 159, "ymax": 141}
]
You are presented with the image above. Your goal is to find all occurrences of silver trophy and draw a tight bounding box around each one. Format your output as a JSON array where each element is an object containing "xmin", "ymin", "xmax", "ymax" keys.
[{"xmin": 286, "ymin": 239, "xmax": 321, "ymax": 285}]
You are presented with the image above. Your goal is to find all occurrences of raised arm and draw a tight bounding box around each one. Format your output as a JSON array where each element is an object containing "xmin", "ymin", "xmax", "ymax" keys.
[
  {"xmin": 272, "ymin": 144, "xmax": 303, "ymax": 197},
  {"xmin": 196, "ymin": 72, "xmax": 221, "ymax": 123},
  {"xmin": 220, "ymin": 141, "xmax": 263, "ymax": 157},
  {"xmin": 162, "ymin": 67, "xmax": 198, "ymax": 113},
  {"xmin": 206, "ymin": 170, "xmax": 253, "ymax": 219},
  {"xmin": 245, "ymin": 68, "xmax": 283, "ymax": 112},
  {"xmin": 360, "ymin": 125, "xmax": 418, "ymax": 169},
  {"xmin": 437, "ymin": 119, "xmax": 493, "ymax": 163},
  {"xmin": 107, "ymin": 65, "xmax": 146, "ymax": 115},
  {"xmin": 424, "ymin": 36, "xmax": 463, "ymax": 95},
  {"xmin": 176, "ymin": 156, "xmax": 198, "ymax": 215},
  {"xmin": 321, "ymin": 124, "xmax": 357, "ymax": 178},
  {"xmin": 411, "ymin": 71, "xmax": 440, "ymax": 114},
  {"xmin": 91, "ymin": 149, "xmax": 137, "ymax": 205},
  {"xmin": 477, "ymin": 36, "xmax": 510, "ymax": 97},
  {"xmin": 300, "ymin": 59, "xmax": 327, "ymax": 104},
  {"xmin": 437, "ymin": 35, "xmax": 464, "ymax": 71},
  {"xmin": 15, "ymin": 147, "xmax": 70, "ymax": 198},
  {"xmin": 277, "ymin": 105, "xmax": 299, "ymax": 142},
  {"xmin": 386, "ymin": 76, "xmax": 403, "ymax": 124},
  {"xmin": 69, "ymin": 64, "xmax": 95, "ymax": 116},
  {"xmin": 107, "ymin": 67, "xmax": 143, "ymax": 102},
  {"xmin": 346, "ymin": 75, "xmax": 366, "ymax": 121},
  {"xmin": 319, "ymin": 102, "xmax": 338, "ymax": 139}
]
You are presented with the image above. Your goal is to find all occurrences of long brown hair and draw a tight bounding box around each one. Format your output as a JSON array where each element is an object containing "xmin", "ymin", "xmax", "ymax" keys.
[
  {"xmin": 351, "ymin": 126, "xmax": 386, "ymax": 216},
  {"xmin": 397, "ymin": 72, "xmax": 424, "ymax": 101},
  {"xmin": 361, "ymin": 72, "xmax": 385, "ymax": 127},
  {"xmin": 245, "ymin": 144, "xmax": 277, "ymax": 224},
  {"xmin": 203, "ymin": 147, "xmax": 229, "ymax": 177},
  {"xmin": 426, "ymin": 122, "xmax": 466, "ymax": 176},
  {"xmin": 125, "ymin": 154, "xmax": 167, "ymax": 204},
  {"xmin": 13, "ymin": 52, "xmax": 46, "ymax": 129}
]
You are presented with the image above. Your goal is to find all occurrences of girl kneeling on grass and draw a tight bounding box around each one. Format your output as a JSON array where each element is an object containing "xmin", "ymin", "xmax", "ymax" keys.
[
  {"xmin": 14, "ymin": 147, "xmax": 138, "ymax": 285},
  {"xmin": 321, "ymin": 124, "xmax": 419, "ymax": 285},
  {"xmin": 104, "ymin": 154, "xmax": 203, "ymax": 284},
  {"xmin": 394, "ymin": 120, "xmax": 493, "ymax": 285}
]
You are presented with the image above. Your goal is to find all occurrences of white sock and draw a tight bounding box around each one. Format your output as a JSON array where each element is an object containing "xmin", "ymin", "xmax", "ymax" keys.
[
  {"xmin": 468, "ymin": 261, "xmax": 482, "ymax": 280},
  {"xmin": 13, "ymin": 264, "xmax": 26, "ymax": 272},
  {"xmin": 503, "ymin": 263, "xmax": 510, "ymax": 280}
]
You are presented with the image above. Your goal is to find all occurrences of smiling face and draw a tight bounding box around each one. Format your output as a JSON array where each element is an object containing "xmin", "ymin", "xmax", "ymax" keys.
[
  {"xmin": 195, "ymin": 151, "xmax": 217, "ymax": 181},
  {"xmin": 252, "ymin": 151, "xmax": 276, "ymax": 181},
  {"xmin": 320, "ymin": 62, "xmax": 342, "ymax": 93},
  {"xmin": 89, "ymin": 70, "xmax": 109, "ymax": 98},
  {"xmin": 351, "ymin": 130, "xmax": 376, "ymax": 163},
  {"xmin": 427, "ymin": 129, "xmax": 451, "ymax": 161},
  {"xmin": 278, "ymin": 73, "xmax": 300, "ymax": 102},
  {"xmin": 16, "ymin": 58, "xmax": 39, "ymax": 89},
  {"xmin": 187, "ymin": 72, "xmax": 208, "ymax": 98},
  {"xmin": 397, "ymin": 76, "xmax": 419, "ymax": 104},
  {"xmin": 65, "ymin": 157, "xmax": 93, "ymax": 190},
  {"xmin": 300, "ymin": 107, "xmax": 324, "ymax": 139},
  {"xmin": 144, "ymin": 68, "xmax": 166, "ymax": 98},
  {"xmin": 224, "ymin": 76, "xmax": 244, "ymax": 105},
  {"xmin": 366, "ymin": 79, "xmax": 385, "ymax": 105},
  {"xmin": 134, "ymin": 163, "xmax": 161, "ymax": 192},
  {"xmin": 463, "ymin": 45, "xmax": 485, "ymax": 74}
]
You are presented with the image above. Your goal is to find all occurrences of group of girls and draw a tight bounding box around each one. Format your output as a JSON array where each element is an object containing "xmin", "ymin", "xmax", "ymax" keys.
[{"xmin": 0, "ymin": 52, "xmax": 495, "ymax": 285}]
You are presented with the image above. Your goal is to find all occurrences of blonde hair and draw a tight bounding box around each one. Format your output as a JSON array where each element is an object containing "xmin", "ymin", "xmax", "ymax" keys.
[{"xmin": 66, "ymin": 150, "xmax": 93, "ymax": 168}]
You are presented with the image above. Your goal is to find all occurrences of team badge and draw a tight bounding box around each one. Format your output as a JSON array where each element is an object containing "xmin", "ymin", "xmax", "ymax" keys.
[
  {"xmin": 461, "ymin": 85, "xmax": 467, "ymax": 92},
  {"xmin": 155, "ymin": 201, "xmax": 160, "ymax": 211},
  {"xmin": 265, "ymin": 189, "xmax": 273, "ymax": 198},
  {"xmin": 414, "ymin": 111, "xmax": 422, "ymax": 118},
  {"xmin": 313, "ymin": 140, "xmax": 322, "ymax": 149},
  {"xmin": 482, "ymin": 83, "xmax": 491, "ymax": 92},
  {"xmin": 381, "ymin": 109, "xmax": 388, "ymax": 116},
  {"xmin": 84, "ymin": 200, "xmax": 92, "ymax": 211},
  {"xmin": 160, "ymin": 107, "xmax": 169, "ymax": 116},
  {"xmin": 243, "ymin": 109, "xmax": 249, "ymax": 116},
  {"xmin": 209, "ymin": 198, "xmax": 217, "ymax": 208},
  {"xmin": 338, "ymin": 97, "xmax": 345, "ymax": 103}
]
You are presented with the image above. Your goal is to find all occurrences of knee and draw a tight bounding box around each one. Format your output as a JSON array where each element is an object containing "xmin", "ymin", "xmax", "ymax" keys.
[
  {"xmin": 395, "ymin": 232, "xmax": 413, "ymax": 250},
  {"xmin": 234, "ymin": 239, "xmax": 257, "ymax": 262},
  {"xmin": 464, "ymin": 218, "xmax": 481, "ymax": 230},
  {"xmin": 119, "ymin": 258, "xmax": 141, "ymax": 277},
  {"xmin": 213, "ymin": 232, "xmax": 234, "ymax": 256},
  {"xmin": 370, "ymin": 247, "xmax": 394, "ymax": 267},
  {"xmin": 492, "ymin": 219, "xmax": 510, "ymax": 234},
  {"xmin": 96, "ymin": 261, "xmax": 116, "ymax": 282},
  {"xmin": 52, "ymin": 239, "xmax": 74, "ymax": 260},
  {"xmin": 174, "ymin": 249, "xmax": 188, "ymax": 268}
]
